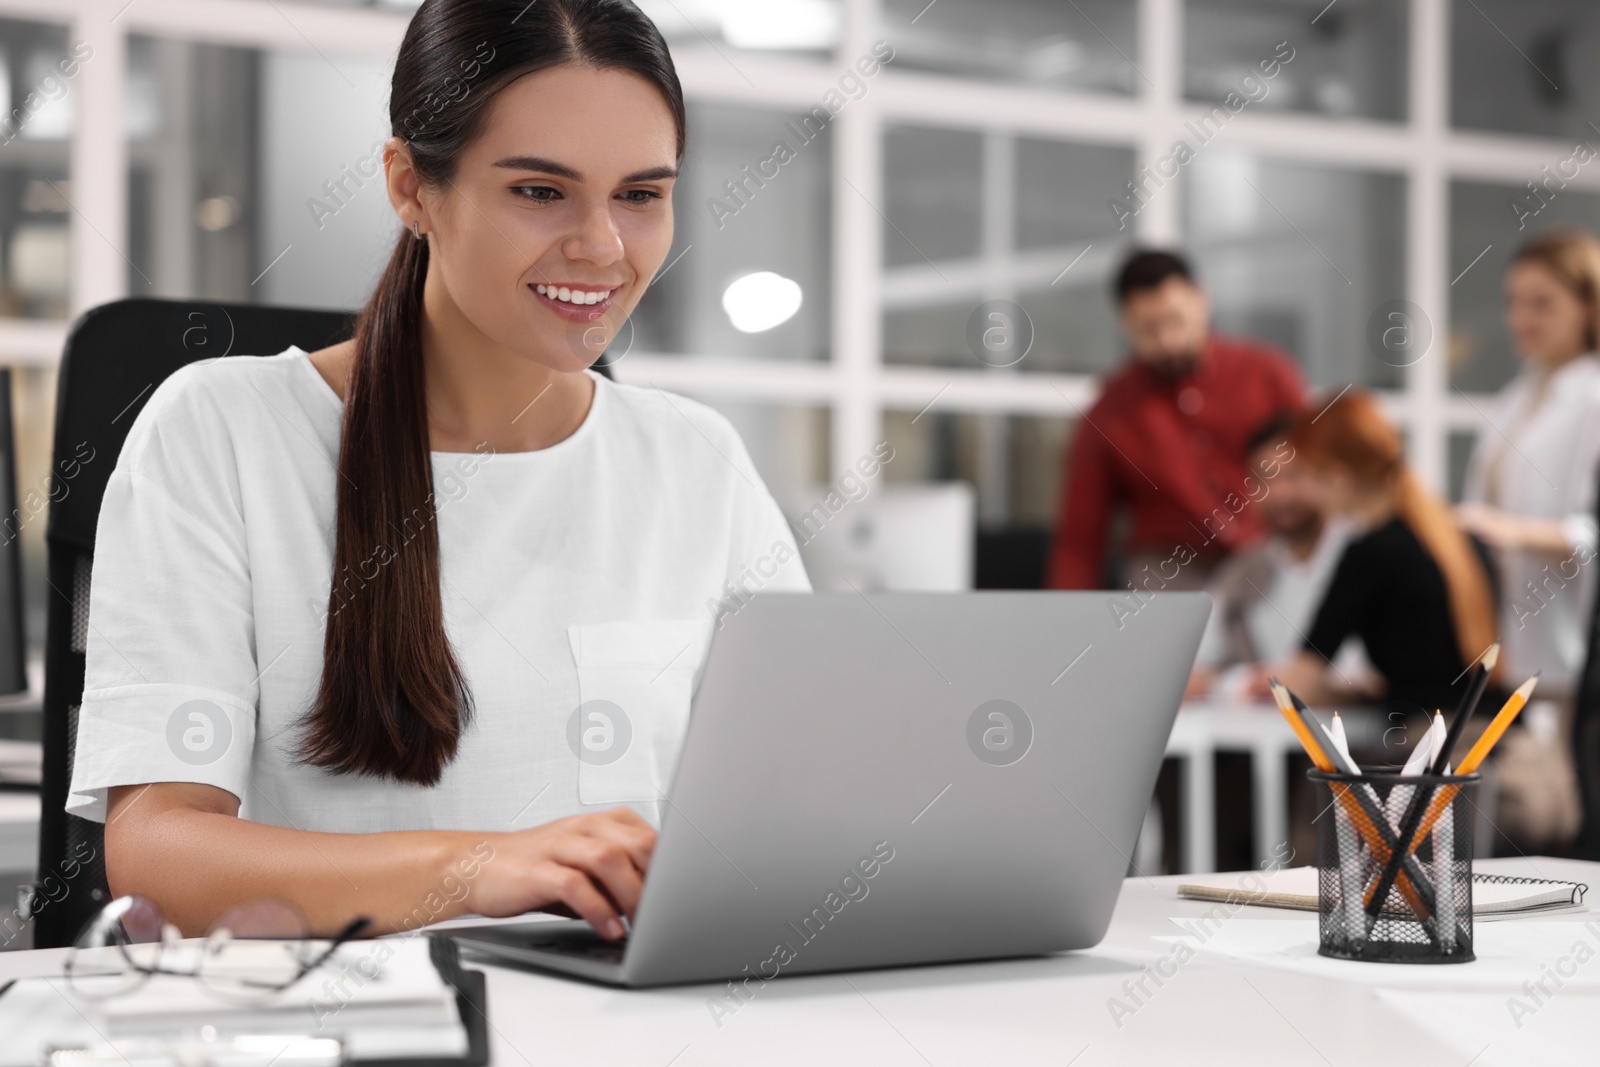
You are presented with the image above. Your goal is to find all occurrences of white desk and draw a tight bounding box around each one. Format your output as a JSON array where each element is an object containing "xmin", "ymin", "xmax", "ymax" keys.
[{"xmin": 0, "ymin": 856, "xmax": 1591, "ymax": 1065}]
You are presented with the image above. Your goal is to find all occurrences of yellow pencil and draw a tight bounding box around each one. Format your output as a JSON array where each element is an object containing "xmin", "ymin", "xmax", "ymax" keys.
[
  {"xmin": 1458, "ymin": 675, "xmax": 1539, "ymax": 775},
  {"xmin": 1270, "ymin": 680, "xmax": 1430, "ymax": 918},
  {"xmin": 1405, "ymin": 675, "xmax": 1540, "ymax": 851},
  {"xmin": 1268, "ymin": 679, "xmax": 1334, "ymax": 772}
]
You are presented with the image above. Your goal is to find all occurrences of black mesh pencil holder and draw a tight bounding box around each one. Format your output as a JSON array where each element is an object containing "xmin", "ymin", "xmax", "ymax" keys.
[{"xmin": 1308, "ymin": 769, "xmax": 1479, "ymax": 964}]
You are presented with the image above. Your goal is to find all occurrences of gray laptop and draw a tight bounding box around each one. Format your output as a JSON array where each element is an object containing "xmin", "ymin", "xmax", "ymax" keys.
[{"xmin": 450, "ymin": 590, "xmax": 1209, "ymax": 987}]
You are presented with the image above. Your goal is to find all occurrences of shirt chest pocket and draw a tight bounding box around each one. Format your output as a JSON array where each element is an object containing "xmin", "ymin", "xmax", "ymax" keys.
[{"xmin": 566, "ymin": 618, "xmax": 714, "ymax": 805}]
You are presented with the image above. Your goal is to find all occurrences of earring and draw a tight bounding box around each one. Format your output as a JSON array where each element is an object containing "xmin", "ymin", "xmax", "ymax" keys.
[{"xmin": 411, "ymin": 220, "xmax": 422, "ymax": 240}]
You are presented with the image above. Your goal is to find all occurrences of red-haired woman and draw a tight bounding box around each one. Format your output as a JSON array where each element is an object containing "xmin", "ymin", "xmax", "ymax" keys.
[{"xmin": 1273, "ymin": 389, "xmax": 1499, "ymax": 718}]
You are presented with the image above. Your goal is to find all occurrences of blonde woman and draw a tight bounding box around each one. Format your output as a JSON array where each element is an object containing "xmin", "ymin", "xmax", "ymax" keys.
[
  {"xmin": 1458, "ymin": 227, "xmax": 1600, "ymax": 699},
  {"xmin": 1456, "ymin": 228, "xmax": 1600, "ymax": 846}
]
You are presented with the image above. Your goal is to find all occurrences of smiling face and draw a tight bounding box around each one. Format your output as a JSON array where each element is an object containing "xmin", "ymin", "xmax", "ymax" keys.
[{"xmin": 401, "ymin": 62, "xmax": 679, "ymax": 372}]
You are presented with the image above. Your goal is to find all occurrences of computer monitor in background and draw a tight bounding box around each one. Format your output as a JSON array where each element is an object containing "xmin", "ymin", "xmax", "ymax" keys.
[
  {"xmin": 0, "ymin": 368, "xmax": 26, "ymax": 696},
  {"xmin": 780, "ymin": 482, "xmax": 974, "ymax": 592}
]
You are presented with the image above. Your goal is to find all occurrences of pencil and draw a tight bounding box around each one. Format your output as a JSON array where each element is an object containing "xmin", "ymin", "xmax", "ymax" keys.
[
  {"xmin": 1431, "ymin": 644, "xmax": 1499, "ymax": 775},
  {"xmin": 1270, "ymin": 681, "xmax": 1435, "ymax": 924},
  {"xmin": 1364, "ymin": 651, "xmax": 1496, "ymax": 928},
  {"xmin": 1405, "ymin": 675, "xmax": 1540, "ymax": 851},
  {"xmin": 1267, "ymin": 678, "xmax": 1333, "ymax": 772},
  {"xmin": 1458, "ymin": 674, "xmax": 1539, "ymax": 775}
]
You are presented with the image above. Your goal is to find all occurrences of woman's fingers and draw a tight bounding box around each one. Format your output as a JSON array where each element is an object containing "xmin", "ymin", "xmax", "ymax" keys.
[
  {"xmin": 579, "ymin": 812, "xmax": 657, "ymax": 873},
  {"xmin": 549, "ymin": 835, "xmax": 647, "ymax": 920},
  {"xmin": 486, "ymin": 810, "xmax": 659, "ymax": 936},
  {"xmin": 536, "ymin": 861, "xmax": 626, "ymax": 940}
]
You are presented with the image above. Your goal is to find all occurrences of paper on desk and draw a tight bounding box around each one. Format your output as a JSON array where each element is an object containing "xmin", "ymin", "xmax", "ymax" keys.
[
  {"xmin": 1177, "ymin": 865, "xmax": 1589, "ymax": 918},
  {"xmin": 95, "ymin": 936, "xmax": 457, "ymax": 1033},
  {"xmin": 0, "ymin": 936, "xmax": 467, "ymax": 1067},
  {"xmin": 1161, "ymin": 918, "xmax": 1600, "ymax": 990}
]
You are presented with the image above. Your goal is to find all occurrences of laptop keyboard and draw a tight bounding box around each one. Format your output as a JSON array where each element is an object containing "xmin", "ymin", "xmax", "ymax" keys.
[{"xmin": 524, "ymin": 932, "xmax": 629, "ymax": 964}]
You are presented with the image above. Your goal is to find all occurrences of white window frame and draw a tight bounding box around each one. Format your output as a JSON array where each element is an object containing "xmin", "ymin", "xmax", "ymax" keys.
[{"xmin": 2, "ymin": 0, "xmax": 1595, "ymax": 494}]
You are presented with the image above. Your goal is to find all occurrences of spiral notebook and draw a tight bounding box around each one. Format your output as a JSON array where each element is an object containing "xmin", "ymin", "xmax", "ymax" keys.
[{"xmin": 1178, "ymin": 866, "xmax": 1589, "ymax": 919}]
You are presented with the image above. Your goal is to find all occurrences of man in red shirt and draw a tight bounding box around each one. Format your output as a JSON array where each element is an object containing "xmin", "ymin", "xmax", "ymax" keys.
[{"xmin": 1047, "ymin": 250, "xmax": 1306, "ymax": 593}]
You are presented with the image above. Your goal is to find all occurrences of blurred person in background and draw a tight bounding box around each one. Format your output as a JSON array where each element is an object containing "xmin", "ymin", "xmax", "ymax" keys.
[
  {"xmin": 1458, "ymin": 228, "xmax": 1600, "ymax": 700},
  {"xmin": 1454, "ymin": 227, "xmax": 1600, "ymax": 849},
  {"xmin": 1272, "ymin": 389, "xmax": 1500, "ymax": 721},
  {"xmin": 1185, "ymin": 413, "xmax": 1375, "ymax": 702},
  {"xmin": 1047, "ymin": 249, "xmax": 1305, "ymax": 592},
  {"xmin": 1181, "ymin": 411, "xmax": 1374, "ymax": 871}
]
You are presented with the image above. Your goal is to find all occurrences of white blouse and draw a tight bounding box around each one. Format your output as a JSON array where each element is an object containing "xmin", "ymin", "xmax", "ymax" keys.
[
  {"xmin": 1463, "ymin": 353, "xmax": 1600, "ymax": 696},
  {"xmin": 67, "ymin": 347, "xmax": 809, "ymax": 832}
]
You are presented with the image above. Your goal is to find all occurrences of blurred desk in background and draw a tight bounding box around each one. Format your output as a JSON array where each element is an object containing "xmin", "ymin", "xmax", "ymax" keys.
[{"xmin": 1166, "ymin": 703, "xmax": 1388, "ymax": 874}]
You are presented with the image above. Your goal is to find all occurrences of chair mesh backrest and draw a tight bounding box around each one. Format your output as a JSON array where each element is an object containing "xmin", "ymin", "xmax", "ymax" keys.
[
  {"xmin": 29, "ymin": 548, "xmax": 111, "ymax": 947},
  {"xmin": 31, "ymin": 299, "xmax": 362, "ymax": 948},
  {"xmin": 69, "ymin": 552, "xmax": 91, "ymax": 654},
  {"xmin": 62, "ymin": 552, "xmax": 109, "ymax": 915}
]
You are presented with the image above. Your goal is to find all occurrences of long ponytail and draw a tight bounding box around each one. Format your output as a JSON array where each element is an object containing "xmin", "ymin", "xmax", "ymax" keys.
[
  {"xmin": 298, "ymin": 228, "xmax": 474, "ymax": 782},
  {"xmin": 1392, "ymin": 468, "xmax": 1500, "ymax": 678},
  {"xmin": 295, "ymin": 0, "xmax": 686, "ymax": 784}
]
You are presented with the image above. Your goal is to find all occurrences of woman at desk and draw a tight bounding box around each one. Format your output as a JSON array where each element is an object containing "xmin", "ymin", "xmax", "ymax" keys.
[
  {"xmin": 66, "ymin": 0, "xmax": 807, "ymax": 942},
  {"xmin": 1270, "ymin": 390, "xmax": 1500, "ymax": 719}
]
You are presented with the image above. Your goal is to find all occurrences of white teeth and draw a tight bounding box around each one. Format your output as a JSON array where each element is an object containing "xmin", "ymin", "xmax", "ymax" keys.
[{"xmin": 537, "ymin": 283, "xmax": 611, "ymax": 305}]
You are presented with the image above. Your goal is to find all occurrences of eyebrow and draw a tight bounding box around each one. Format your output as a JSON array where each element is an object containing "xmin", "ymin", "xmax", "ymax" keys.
[{"xmin": 491, "ymin": 155, "xmax": 678, "ymax": 183}]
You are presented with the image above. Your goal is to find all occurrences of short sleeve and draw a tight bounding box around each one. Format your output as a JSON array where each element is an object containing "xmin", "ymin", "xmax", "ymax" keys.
[{"xmin": 66, "ymin": 369, "xmax": 260, "ymax": 822}]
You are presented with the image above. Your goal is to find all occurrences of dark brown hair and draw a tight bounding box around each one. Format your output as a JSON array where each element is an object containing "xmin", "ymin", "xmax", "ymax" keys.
[
  {"xmin": 297, "ymin": 0, "xmax": 687, "ymax": 784},
  {"xmin": 1113, "ymin": 248, "xmax": 1195, "ymax": 304},
  {"xmin": 1511, "ymin": 227, "xmax": 1600, "ymax": 352}
]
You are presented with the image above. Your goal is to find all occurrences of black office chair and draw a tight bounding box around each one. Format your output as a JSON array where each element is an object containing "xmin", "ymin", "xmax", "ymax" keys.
[
  {"xmin": 25, "ymin": 297, "xmax": 618, "ymax": 948},
  {"xmin": 25, "ymin": 298, "xmax": 357, "ymax": 947}
]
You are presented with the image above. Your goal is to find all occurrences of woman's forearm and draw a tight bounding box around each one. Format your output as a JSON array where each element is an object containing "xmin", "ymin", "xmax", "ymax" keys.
[
  {"xmin": 1501, "ymin": 515, "xmax": 1577, "ymax": 555},
  {"xmin": 105, "ymin": 783, "xmax": 493, "ymax": 937},
  {"xmin": 1277, "ymin": 650, "xmax": 1380, "ymax": 708},
  {"xmin": 1457, "ymin": 504, "xmax": 1579, "ymax": 556}
]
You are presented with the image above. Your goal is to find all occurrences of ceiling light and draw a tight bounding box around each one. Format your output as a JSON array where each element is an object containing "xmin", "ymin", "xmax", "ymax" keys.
[
  {"xmin": 722, "ymin": 272, "xmax": 803, "ymax": 334},
  {"xmin": 721, "ymin": 0, "xmax": 840, "ymax": 50}
]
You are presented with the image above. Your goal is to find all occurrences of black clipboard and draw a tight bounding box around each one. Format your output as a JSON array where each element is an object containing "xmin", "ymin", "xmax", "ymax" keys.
[{"xmin": 0, "ymin": 933, "xmax": 490, "ymax": 1067}]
